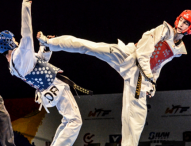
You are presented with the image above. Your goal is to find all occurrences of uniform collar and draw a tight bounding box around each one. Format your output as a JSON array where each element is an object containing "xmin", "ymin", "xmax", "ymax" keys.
[{"xmin": 163, "ymin": 21, "xmax": 187, "ymax": 55}]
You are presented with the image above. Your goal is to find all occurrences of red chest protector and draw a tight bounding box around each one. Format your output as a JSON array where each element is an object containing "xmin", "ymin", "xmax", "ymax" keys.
[{"xmin": 150, "ymin": 41, "xmax": 174, "ymax": 70}]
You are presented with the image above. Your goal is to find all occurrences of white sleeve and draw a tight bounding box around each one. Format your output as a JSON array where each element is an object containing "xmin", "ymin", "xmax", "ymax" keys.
[
  {"xmin": 12, "ymin": 0, "xmax": 36, "ymax": 77},
  {"xmin": 36, "ymin": 46, "xmax": 52, "ymax": 62},
  {"xmin": 136, "ymin": 23, "xmax": 169, "ymax": 78},
  {"xmin": 21, "ymin": 0, "xmax": 33, "ymax": 38}
]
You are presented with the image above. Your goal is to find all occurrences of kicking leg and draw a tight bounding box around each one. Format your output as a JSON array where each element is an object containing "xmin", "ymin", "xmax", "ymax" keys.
[{"xmin": 37, "ymin": 32, "xmax": 128, "ymax": 73}]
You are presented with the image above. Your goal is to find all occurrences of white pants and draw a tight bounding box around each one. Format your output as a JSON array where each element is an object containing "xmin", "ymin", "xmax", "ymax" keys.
[
  {"xmin": 48, "ymin": 35, "xmax": 128, "ymax": 73},
  {"xmin": 48, "ymin": 36, "xmax": 147, "ymax": 146},
  {"xmin": 41, "ymin": 79, "xmax": 82, "ymax": 146},
  {"xmin": 122, "ymin": 73, "xmax": 147, "ymax": 146}
]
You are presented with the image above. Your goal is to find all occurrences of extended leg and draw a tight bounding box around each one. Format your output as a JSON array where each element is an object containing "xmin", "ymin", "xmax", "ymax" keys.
[{"xmin": 45, "ymin": 35, "xmax": 128, "ymax": 73}]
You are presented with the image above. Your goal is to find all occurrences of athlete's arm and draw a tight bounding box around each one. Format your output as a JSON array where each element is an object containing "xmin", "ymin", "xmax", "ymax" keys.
[
  {"xmin": 12, "ymin": 0, "xmax": 36, "ymax": 77},
  {"xmin": 21, "ymin": 0, "xmax": 33, "ymax": 38}
]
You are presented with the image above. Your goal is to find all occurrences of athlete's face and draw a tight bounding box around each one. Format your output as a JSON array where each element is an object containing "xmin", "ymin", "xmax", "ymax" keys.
[
  {"xmin": 6, "ymin": 50, "xmax": 13, "ymax": 63},
  {"xmin": 177, "ymin": 17, "xmax": 190, "ymax": 33}
]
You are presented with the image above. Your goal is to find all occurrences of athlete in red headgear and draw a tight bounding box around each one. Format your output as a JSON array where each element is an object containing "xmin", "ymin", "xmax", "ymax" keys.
[
  {"xmin": 37, "ymin": 10, "xmax": 190, "ymax": 146},
  {"xmin": 175, "ymin": 10, "xmax": 191, "ymax": 35}
]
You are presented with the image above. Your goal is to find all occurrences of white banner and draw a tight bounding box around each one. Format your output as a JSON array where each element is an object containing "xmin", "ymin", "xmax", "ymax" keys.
[
  {"xmin": 141, "ymin": 90, "xmax": 191, "ymax": 145},
  {"xmin": 7, "ymin": 90, "xmax": 191, "ymax": 146}
]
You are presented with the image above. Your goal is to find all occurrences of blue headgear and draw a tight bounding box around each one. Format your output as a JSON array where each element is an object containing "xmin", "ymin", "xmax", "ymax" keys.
[{"xmin": 0, "ymin": 30, "xmax": 18, "ymax": 54}]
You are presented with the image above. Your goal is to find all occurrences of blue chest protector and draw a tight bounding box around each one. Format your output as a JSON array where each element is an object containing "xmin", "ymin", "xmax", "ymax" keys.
[{"xmin": 25, "ymin": 57, "xmax": 61, "ymax": 91}]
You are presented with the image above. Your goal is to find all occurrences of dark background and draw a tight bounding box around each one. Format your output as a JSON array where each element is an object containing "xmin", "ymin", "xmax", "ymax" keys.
[{"xmin": 0, "ymin": 0, "xmax": 191, "ymax": 99}]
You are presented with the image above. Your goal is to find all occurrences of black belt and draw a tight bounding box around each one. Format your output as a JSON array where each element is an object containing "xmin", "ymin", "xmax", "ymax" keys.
[
  {"xmin": 135, "ymin": 60, "xmax": 156, "ymax": 99},
  {"xmin": 56, "ymin": 74, "xmax": 93, "ymax": 96},
  {"xmin": 136, "ymin": 60, "xmax": 156, "ymax": 86},
  {"xmin": 135, "ymin": 71, "xmax": 142, "ymax": 99}
]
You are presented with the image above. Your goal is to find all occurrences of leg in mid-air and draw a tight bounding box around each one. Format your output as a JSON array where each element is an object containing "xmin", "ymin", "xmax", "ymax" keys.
[
  {"xmin": 37, "ymin": 32, "xmax": 128, "ymax": 73},
  {"xmin": 0, "ymin": 96, "xmax": 15, "ymax": 146}
]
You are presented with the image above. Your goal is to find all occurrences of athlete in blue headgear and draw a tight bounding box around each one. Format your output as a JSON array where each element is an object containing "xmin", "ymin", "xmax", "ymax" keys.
[
  {"xmin": 0, "ymin": 0, "xmax": 89, "ymax": 146},
  {"xmin": 0, "ymin": 30, "xmax": 18, "ymax": 54}
]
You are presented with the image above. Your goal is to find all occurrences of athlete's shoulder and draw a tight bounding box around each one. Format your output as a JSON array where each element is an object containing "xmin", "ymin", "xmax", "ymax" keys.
[
  {"xmin": 162, "ymin": 21, "xmax": 173, "ymax": 29},
  {"xmin": 158, "ymin": 21, "xmax": 174, "ymax": 40}
]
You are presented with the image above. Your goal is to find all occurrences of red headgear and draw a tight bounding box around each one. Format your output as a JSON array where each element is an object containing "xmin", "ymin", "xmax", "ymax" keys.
[{"xmin": 174, "ymin": 10, "xmax": 191, "ymax": 35}]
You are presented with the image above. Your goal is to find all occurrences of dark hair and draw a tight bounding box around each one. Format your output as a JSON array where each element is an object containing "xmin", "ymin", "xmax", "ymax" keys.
[{"xmin": 2, "ymin": 50, "xmax": 8, "ymax": 57}]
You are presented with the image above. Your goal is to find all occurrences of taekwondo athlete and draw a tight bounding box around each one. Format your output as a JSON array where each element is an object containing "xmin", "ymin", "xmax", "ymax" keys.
[
  {"xmin": 0, "ymin": 0, "xmax": 92, "ymax": 145},
  {"xmin": 37, "ymin": 10, "xmax": 191, "ymax": 146}
]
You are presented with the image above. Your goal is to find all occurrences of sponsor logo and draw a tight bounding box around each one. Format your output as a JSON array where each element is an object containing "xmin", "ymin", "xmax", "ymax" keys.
[
  {"xmin": 109, "ymin": 135, "xmax": 121, "ymax": 144},
  {"xmin": 161, "ymin": 105, "xmax": 191, "ymax": 118},
  {"xmin": 83, "ymin": 133, "xmax": 95, "ymax": 146},
  {"xmin": 85, "ymin": 108, "xmax": 114, "ymax": 120},
  {"xmin": 148, "ymin": 132, "xmax": 170, "ymax": 143},
  {"xmin": 44, "ymin": 86, "xmax": 59, "ymax": 102},
  {"xmin": 165, "ymin": 105, "xmax": 189, "ymax": 114}
]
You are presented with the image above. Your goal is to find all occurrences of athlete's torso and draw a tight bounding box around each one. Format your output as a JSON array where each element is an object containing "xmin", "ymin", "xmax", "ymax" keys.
[{"xmin": 150, "ymin": 39, "xmax": 185, "ymax": 71}]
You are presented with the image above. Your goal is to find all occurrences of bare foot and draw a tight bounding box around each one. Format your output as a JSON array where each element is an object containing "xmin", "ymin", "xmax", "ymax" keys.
[
  {"xmin": 47, "ymin": 35, "xmax": 55, "ymax": 39},
  {"xmin": 36, "ymin": 32, "xmax": 41, "ymax": 39}
]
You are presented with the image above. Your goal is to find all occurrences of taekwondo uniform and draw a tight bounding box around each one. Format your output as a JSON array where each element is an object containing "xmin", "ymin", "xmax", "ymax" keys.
[
  {"xmin": 9, "ymin": 1, "xmax": 82, "ymax": 146},
  {"xmin": 45, "ymin": 21, "xmax": 187, "ymax": 146},
  {"xmin": 0, "ymin": 96, "xmax": 15, "ymax": 146}
]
